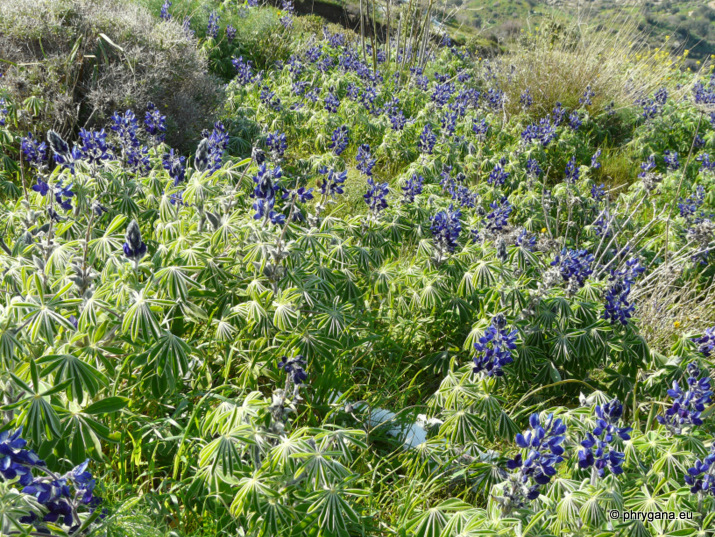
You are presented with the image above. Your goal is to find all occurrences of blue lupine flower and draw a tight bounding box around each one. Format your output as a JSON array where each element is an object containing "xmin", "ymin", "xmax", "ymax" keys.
[
  {"xmin": 694, "ymin": 77, "xmax": 715, "ymax": 108},
  {"xmin": 565, "ymin": 155, "xmax": 579, "ymax": 184},
  {"xmin": 486, "ymin": 88, "xmax": 504, "ymax": 111},
  {"xmin": 472, "ymin": 314, "xmax": 518, "ymax": 377},
  {"xmin": 318, "ymin": 166, "xmax": 347, "ymax": 198},
  {"xmin": 356, "ymin": 144, "xmax": 376, "ymax": 176},
  {"xmin": 127, "ymin": 144, "xmax": 151, "ymax": 175},
  {"xmin": 202, "ymin": 121, "xmax": 229, "ymax": 174},
  {"xmin": 472, "ymin": 118, "xmax": 489, "ymax": 140},
  {"xmin": 578, "ymin": 398, "xmax": 631, "ymax": 477},
  {"xmin": 657, "ymin": 363, "xmax": 713, "ymax": 434},
  {"xmin": 17, "ymin": 446, "xmax": 102, "ymax": 527},
  {"xmin": 432, "ymin": 77, "xmax": 455, "ymax": 107},
  {"xmin": 679, "ymin": 185, "xmax": 706, "ymax": 219},
  {"xmin": 21, "ymin": 133, "xmax": 47, "ymax": 168},
  {"xmin": 654, "ymin": 87, "xmax": 668, "ymax": 106},
  {"xmin": 364, "ymin": 177, "xmax": 389, "ymax": 217},
  {"xmin": 591, "ymin": 183, "xmax": 605, "ymax": 202},
  {"xmin": 162, "ymin": 149, "xmax": 186, "ymax": 186},
  {"xmin": 418, "ymin": 124, "xmax": 436, "ymax": 155},
  {"xmin": 411, "ymin": 67, "xmax": 429, "ymax": 90},
  {"xmin": 639, "ymin": 97, "xmax": 659, "ymax": 120},
  {"xmin": 515, "ymin": 228, "xmax": 536, "ymax": 250},
  {"xmin": 431, "ymin": 205, "xmax": 462, "ymax": 255},
  {"xmin": 402, "ymin": 174, "xmax": 424, "ymax": 204},
  {"xmin": 144, "ymin": 102, "xmax": 166, "ymax": 143},
  {"xmin": 207, "ymin": 11, "xmax": 220, "ymax": 39},
  {"xmin": 182, "ymin": 16, "xmax": 194, "ymax": 38},
  {"xmin": 160, "ymin": 0, "xmax": 171, "ymax": 20},
  {"xmin": 452, "ymin": 184, "xmax": 477, "ymax": 209},
  {"xmin": 53, "ymin": 179, "xmax": 74, "ymax": 211},
  {"xmin": 569, "ymin": 111, "xmax": 582, "ymax": 130},
  {"xmin": 278, "ymin": 354, "xmax": 308, "ymax": 385},
  {"xmin": 46, "ymin": 130, "xmax": 80, "ymax": 175},
  {"xmin": 502, "ymin": 413, "xmax": 566, "ymax": 507},
  {"xmin": 488, "ymin": 158, "xmax": 509, "ymax": 186},
  {"xmin": 638, "ymin": 154, "xmax": 656, "ymax": 178},
  {"xmin": 694, "ymin": 326, "xmax": 715, "ymax": 358},
  {"xmin": 580, "ymin": 85, "xmax": 595, "ymax": 106},
  {"xmin": 552, "ymin": 102, "xmax": 565, "ymax": 125},
  {"xmin": 697, "ymin": 153, "xmax": 715, "ymax": 173},
  {"xmin": 324, "ymin": 90, "xmax": 340, "ymax": 113},
  {"xmin": 232, "ymin": 56, "xmax": 255, "ymax": 85},
  {"xmin": 260, "ymin": 86, "xmax": 282, "ymax": 111},
  {"xmin": 123, "ymin": 219, "xmax": 147, "ymax": 261},
  {"xmin": 594, "ymin": 209, "xmax": 612, "ymax": 238},
  {"xmin": 521, "ymin": 117, "xmax": 556, "ymax": 147},
  {"xmin": 0, "ymin": 428, "xmax": 45, "ymax": 487},
  {"xmin": 329, "ymin": 125, "xmax": 349, "ymax": 156},
  {"xmin": 110, "ymin": 110, "xmax": 140, "ymax": 149},
  {"xmin": 78, "ymin": 128, "xmax": 110, "ymax": 165},
  {"xmin": 279, "ymin": 0, "xmax": 294, "ymax": 28},
  {"xmin": 226, "ymin": 24, "xmax": 236, "ymax": 42},
  {"xmin": 389, "ymin": 109, "xmax": 407, "ymax": 130},
  {"xmin": 485, "ymin": 197, "xmax": 512, "ymax": 233},
  {"xmin": 526, "ymin": 158, "xmax": 542, "ymax": 178},
  {"xmin": 603, "ymin": 257, "xmax": 645, "ymax": 325},
  {"xmin": 440, "ymin": 108, "xmax": 458, "ymax": 138},
  {"xmin": 552, "ymin": 248, "xmax": 594, "ymax": 289},
  {"xmin": 520, "ymin": 89, "xmax": 533, "ymax": 108},
  {"xmin": 664, "ymin": 150, "xmax": 680, "ymax": 171},
  {"xmin": 685, "ymin": 443, "xmax": 715, "ymax": 496},
  {"xmin": 266, "ymin": 131, "xmax": 288, "ymax": 158},
  {"xmin": 0, "ymin": 97, "xmax": 7, "ymax": 126},
  {"xmin": 31, "ymin": 178, "xmax": 50, "ymax": 197},
  {"xmin": 305, "ymin": 45, "xmax": 321, "ymax": 63},
  {"xmin": 591, "ymin": 149, "xmax": 602, "ymax": 169},
  {"xmin": 251, "ymin": 163, "xmax": 285, "ymax": 225},
  {"xmin": 283, "ymin": 186, "xmax": 314, "ymax": 204}
]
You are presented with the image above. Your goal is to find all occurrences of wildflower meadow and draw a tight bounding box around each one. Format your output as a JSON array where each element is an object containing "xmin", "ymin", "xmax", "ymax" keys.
[{"xmin": 2, "ymin": 0, "xmax": 715, "ymax": 536}]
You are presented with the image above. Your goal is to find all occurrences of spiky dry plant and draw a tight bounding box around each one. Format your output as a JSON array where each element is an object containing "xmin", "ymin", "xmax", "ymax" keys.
[
  {"xmin": 494, "ymin": 5, "xmax": 694, "ymax": 118},
  {"xmin": 633, "ymin": 257, "xmax": 715, "ymax": 352}
]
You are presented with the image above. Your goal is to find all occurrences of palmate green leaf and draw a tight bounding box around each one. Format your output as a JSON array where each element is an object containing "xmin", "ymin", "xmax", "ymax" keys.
[
  {"xmin": 121, "ymin": 289, "xmax": 166, "ymax": 341},
  {"xmin": 37, "ymin": 353, "xmax": 105, "ymax": 404},
  {"xmin": 61, "ymin": 410, "xmax": 114, "ymax": 462},
  {"xmin": 230, "ymin": 473, "xmax": 276, "ymax": 517},
  {"xmin": 24, "ymin": 395, "xmax": 62, "ymax": 443},
  {"xmin": 255, "ymin": 497, "xmax": 293, "ymax": 537},
  {"xmin": 471, "ymin": 260, "xmax": 499, "ymax": 289},
  {"xmin": 89, "ymin": 215, "xmax": 126, "ymax": 260},
  {"xmin": 83, "ymin": 396, "xmax": 129, "ymax": 415},
  {"xmin": 650, "ymin": 447, "xmax": 689, "ymax": 480},
  {"xmin": 0, "ymin": 326, "xmax": 22, "ymax": 367},
  {"xmin": 154, "ymin": 266, "xmax": 200, "ymax": 301},
  {"xmin": 292, "ymin": 443, "xmax": 351, "ymax": 487},
  {"xmin": 199, "ymin": 426, "xmax": 256, "ymax": 480},
  {"xmin": 146, "ymin": 331, "xmax": 193, "ymax": 396},
  {"xmin": 406, "ymin": 499, "xmax": 472, "ymax": 537},
  {"xmin": 438, "ymin": 410, "xmax": 485, "ymax": 445},
  {"xmin": 579, "ymin": 493, "xmax": 608, "ymax": 529},
  {"xmin": 272, "ymin": 298, "xmax": 299, "ymax": 332},
  {"xmin": 306, "ymin": 485, "xmax": 363, "ymax": 536}
]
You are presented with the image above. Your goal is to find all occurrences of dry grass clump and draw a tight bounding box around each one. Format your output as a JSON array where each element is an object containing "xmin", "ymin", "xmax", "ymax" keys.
[
  {"xmin": 495, "ymin": 12, "xmax": 691, "ymax": 118},
  {"xmin": 0, "ymin": 0, "xmax": 222, "ymax": 150},
  {"xmin": 633, "ymin": 262, "xmax": 715, "ymax": 352}
]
